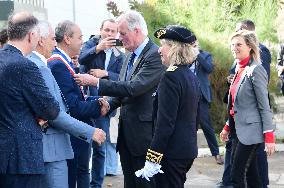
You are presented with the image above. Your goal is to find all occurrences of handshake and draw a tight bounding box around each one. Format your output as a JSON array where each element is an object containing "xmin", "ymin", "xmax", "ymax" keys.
[{"xmin": 74, "ymin": 73, "xmax": 99, "ymax": 86}]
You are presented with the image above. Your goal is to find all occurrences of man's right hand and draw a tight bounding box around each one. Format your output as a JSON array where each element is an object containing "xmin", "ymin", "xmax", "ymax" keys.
[
  {"xmin": 96, "ymin": 37, "xmax": 116, "ymax": 53},
  {"xmin": 92, "ymin": 128, "xmax": 106, "ymax": 145}
]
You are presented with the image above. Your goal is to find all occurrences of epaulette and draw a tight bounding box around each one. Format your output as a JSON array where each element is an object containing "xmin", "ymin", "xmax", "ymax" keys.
[
  {"xmin": 166, "ymin": 65, "xmax": 178, "ymax": 72},
  {"xmin": 146, "ymin": 149, "xmax": 163, "ymax": 164}
]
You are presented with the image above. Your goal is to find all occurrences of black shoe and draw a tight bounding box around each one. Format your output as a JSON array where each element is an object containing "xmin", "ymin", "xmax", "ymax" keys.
[{"xmin": 214, "ymin": 155, "xmax": 224, "ymax": 165}]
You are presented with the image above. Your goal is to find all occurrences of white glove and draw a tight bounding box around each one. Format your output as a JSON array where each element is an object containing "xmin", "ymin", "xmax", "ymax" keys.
[{"xmin": 135, "ymin": 161, "xmax": 164, "ymax": 181}]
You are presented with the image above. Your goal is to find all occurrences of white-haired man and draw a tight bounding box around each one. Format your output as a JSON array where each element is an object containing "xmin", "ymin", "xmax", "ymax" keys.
[
  {"xmin": 74, "ymin": 10, "xmax": 166, "ymax": 188},
  {"xmin": 27, "ymin": 21, "xmax": 106, "ymax": 188}
]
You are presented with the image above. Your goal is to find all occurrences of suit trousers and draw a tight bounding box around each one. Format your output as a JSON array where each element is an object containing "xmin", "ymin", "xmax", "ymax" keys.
[
  {"xmin": 67, "ymin": 136, "xmax": 91, "ymax": 188},
  {"xmin": 155, "ymin": 158, "xmax": 194, "ymax": 188},
  {"xmin": 90, "ymin": 117, "xmax": 109, "ymax": 188},
  {"xmin": 40, "ymin": 160, "xmax": 68, "ymax": 188},
  {"xmin": 118, "ymin": 136, "xmax": 156, "ymax": 188},
  {"xmin": 199, "ymin": 96, "xmax": 219, "ymax": 156},
  {"xmin": 221, "ymin": 137, "xmax": 233, "ymax": 186},
  {"xmin": 231, "ymin": 137, "xmax": 262, "ymax": 188},
  {"xmin": 0, "ymin": 174, "xmax": 41, "ymax": 188},
  {"xmin": 221, "ymin": 136, "xmax": 268, "ymax": 187}
]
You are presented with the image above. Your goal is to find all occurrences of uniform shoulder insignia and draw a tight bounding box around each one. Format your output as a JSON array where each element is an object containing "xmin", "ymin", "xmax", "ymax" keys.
[{"xmin": 166, "ymin": 65, "xmax": 178, "ymax": 72}]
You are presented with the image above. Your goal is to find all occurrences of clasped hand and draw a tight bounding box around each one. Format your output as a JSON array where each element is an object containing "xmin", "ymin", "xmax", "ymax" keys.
[
  {"xmin": 98, "ymin": 98, "xmax": 110, "ymax": 117},
  {"xmin": 74, "ymin": 73, "xmax": 98, "ymax": 86},
  {"xmin": 135, "ymin": 161, "xmax": 164, "ymax": 181}
]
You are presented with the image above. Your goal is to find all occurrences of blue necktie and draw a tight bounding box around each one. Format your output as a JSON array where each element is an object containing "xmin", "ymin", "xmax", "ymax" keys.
[{"xmin": 125, "ymin": 52, "xmax": 136, "ymax": 79}]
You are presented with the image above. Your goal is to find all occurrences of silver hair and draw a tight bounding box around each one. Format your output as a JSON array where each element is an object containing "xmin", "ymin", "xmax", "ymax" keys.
[
  {"xmin": 55, "ymin": 20, "xmax": 76, "ymax": 43},
  {"xmin": 38, "ymin": 21, "xmax": 50, "ymax": 38},
  {"xmin": 117, "ymin": 10, "xmax": 148, "ymax": 36}
]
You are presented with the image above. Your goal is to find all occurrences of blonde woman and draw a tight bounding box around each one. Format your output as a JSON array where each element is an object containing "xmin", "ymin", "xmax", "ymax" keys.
[
  {"xmin": 135, "ymin": 25, "xmax": 200, "ymax": 188},
  {"xmin": 220, "ymin": 30, "xmax": 275, "ymax": 188}
]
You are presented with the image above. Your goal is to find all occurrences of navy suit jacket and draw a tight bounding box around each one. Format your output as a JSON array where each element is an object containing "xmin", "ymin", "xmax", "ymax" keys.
[
  {"xmin": 28, "ymin": 52, "xmax": 96, "ymax": 163},
  {"xmin": 195, "ymin": 50, "xmax": 214, "ymax": 103},
  {"xmin": 48, "ymin": 48, "xmax": 101, "ymax": 125},
  {"xmin": 0, "ymin": 45, "xmax": 60, "ymax": 174},
  {"xmin": 79, "ymin": 35, "xmax": 125, "ymax": 80},
  {"xmin": 150, "ymin": 65, "xmax": 199, "ymax": 160}
]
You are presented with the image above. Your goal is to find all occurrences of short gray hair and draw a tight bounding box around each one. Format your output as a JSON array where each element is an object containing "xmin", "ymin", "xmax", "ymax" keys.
[
  {"xmin": 38, "ymin": 21, "xmax": 50, "ymax": 38},
  {"xmin": 8, "ymin": 12, "xmax": 38, "ymax": 40},
  {"xmin": 55, "ymin": 20, "xmax": 75, "ymax": 43},
  {"xmin": 117, "ymin": 10, "xmax": 148, "ymax": 36}
]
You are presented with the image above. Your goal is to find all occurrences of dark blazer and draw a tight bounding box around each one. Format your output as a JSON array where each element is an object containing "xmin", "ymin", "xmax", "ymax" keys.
[
  {"xmin": 79, "ymin": 35, "xmax": 125, "ymax": 81},
  {"xmin": 259, "ymin": 43, "xmax": 271, "ymax": 80},
  {"xmin": 150, "ymin": 65, "xmax": 199, "ymax": 160},
  {"xmin": 48, "ymin": 48, "xmax": 101, "ymax": 124},
  {"xmin": 98, "ymin": 39, "xmax": 166, "ymax": 156},
  {"xmin": 0, "ymin": 44, "xmax": 60, "ymax": 174},
  {"xmin": 195, "ymin": 50, "xmax": 213, "ymax": 103}
]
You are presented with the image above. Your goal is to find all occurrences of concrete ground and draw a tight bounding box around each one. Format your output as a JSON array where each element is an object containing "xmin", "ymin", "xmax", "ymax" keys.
[{"xmin": 102, "ymin": 152, "xmax": 284, "ymax": 188}]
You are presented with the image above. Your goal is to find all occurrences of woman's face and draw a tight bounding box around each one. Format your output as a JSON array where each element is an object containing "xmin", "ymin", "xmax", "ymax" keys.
[
  {"xmin": 230, "ymin": 36, "xmax": 251, "ymax": 61},
  {"xmin": 158, "ymin": 41, "xmax": 171, "ymax": 67}
]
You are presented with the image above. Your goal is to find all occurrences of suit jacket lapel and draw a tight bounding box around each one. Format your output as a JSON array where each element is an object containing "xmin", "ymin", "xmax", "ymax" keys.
[
  {"xmin": 107, "ymin": 53, "xmax": 115, "ymax": 70},
  {"xmin": 126, "ymin": 40, "xmax": 153, "ymax": 80},
  {"xmin": 120, "ymin": 54, "xmax": 130, "ymax": 81}
]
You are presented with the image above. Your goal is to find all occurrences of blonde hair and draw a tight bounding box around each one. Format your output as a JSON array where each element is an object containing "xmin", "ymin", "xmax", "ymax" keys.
[
  {"xmin": 161, "ymin": 39, "xmax": 199, "ymax": 65},
  {"xmin": 229, "ymin": 30, "xmax": 260, "ymax": 63}
]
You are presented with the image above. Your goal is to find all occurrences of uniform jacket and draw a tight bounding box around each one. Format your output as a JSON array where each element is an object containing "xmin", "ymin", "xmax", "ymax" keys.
[
  {"xmin": 150, "ymin": 65, "xmax": 199, "ymax": 160},
  {"xmin": 0, "ymin": 44, "xmax": 59, "ymax": 174},
  {"xmin": 48, "ymin": 48, "xmax": 101, "ymax": 124},
  {"xmin": 98, "ymin": 39, "xmax": 166, "ymax": 156},
  {"xmin": 195, "ymin": 50, "xmax": 213, "ymax": 103},
  {"xmin": 28, "ymin": 52, "xmax": 95, "ymax": 162},
  {"xmin": 228, "ymin": 59, "xmax": 275, "ymax": 145},
  {"xmin": 79, "ymin": 35, "xmax": 125, "ymax": 81}
]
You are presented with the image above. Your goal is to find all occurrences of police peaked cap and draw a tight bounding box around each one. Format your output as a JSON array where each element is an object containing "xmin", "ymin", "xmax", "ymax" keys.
[{"xmin": 154, "ymin": 25, "xmax": 197, "ymax": 44}]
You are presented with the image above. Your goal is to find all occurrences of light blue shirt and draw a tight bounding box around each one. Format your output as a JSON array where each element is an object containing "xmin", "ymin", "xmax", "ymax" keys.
[
  {"xmin": 104, "ymin": 48, "xmax": 112, "ymax": 70},
  {"xmin": 133, "ymin": 37, "xmax": 149, "ymax": 63}
]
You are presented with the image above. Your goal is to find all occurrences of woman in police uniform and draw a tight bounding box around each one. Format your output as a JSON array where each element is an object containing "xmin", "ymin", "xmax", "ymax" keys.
[{"xmin": 136, "ymin": 25, "xmax": 200, "ymax": 188}]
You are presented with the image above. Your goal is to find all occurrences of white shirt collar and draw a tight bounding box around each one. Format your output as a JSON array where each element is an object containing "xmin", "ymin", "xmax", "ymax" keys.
[
  {"xmin": 32, "ymin": 51, "xmax": 47, "ymax": 65},
  {"xmin": 134, "ymin": 37, "xmax": 149, "ymax": 57},
  {"xmin": 56, "ymin": 47, "xmax": 72, "ymax": 62}
]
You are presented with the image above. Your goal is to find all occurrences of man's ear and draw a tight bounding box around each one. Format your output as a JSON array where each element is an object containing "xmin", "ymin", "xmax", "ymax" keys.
[
  {"xmin": 27, "ymin": 32, "xmax": 33, "ymax": 43},
  {"xmin": 38, "ymin": 37, "xmax": 44, "ymax": 47},
  {"xmin": 64, "ymin": 35, "xmax": 71, "ymax": 45}
]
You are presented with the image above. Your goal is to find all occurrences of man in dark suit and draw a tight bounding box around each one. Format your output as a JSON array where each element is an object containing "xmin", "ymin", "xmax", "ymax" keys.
[
  {"xmin": 189, "ymin": 46, "xmax": 224, "ymax": 165},
  {"xmin": 79, "ymin": 19, "xmax": 125, "ymax": 188},
  {"xmin": 74, "ymin": 10, "xmax": 166, "ymax": 188},
  {"xmin": 47, "ymin": 20, "xmax": 108, "ymax": 188},
  {"xmin": 0, "ymin": 12, "xmax": 60, "ymax": 188}
]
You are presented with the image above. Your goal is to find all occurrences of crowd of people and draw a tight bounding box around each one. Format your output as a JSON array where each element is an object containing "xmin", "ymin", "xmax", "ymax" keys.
[{"xmin": 0, "ymin": 9, "xmax": 277, "ymax": 188}]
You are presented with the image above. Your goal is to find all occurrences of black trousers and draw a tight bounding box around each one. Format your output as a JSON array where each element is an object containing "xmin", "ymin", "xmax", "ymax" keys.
[
  {"xmin": 0, "ymin": 174, "xmax": 41, "ymax": 188},
  {"xmin": 118, "ymin": 136, "xmax": 156, "ymax": 188},
  {"xmin": 155, "ymin": 158, "xmax": 194, "ymax": 188},
  {"xmin": 231, "ymin": 137, "xmax": 262, "ymax": 188}
]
